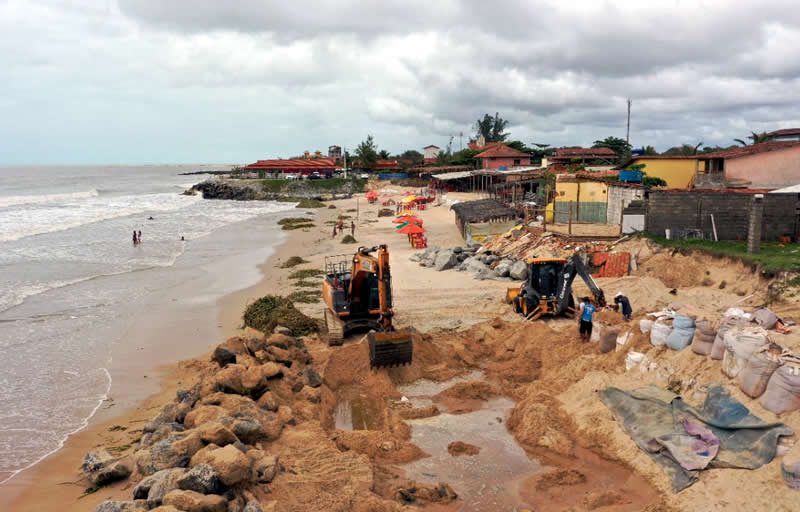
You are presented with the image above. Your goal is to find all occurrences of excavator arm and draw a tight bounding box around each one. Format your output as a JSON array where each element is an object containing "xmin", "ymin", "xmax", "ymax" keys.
[{"xmin": 555, "ymin": 253, "xmax": 606, "ymax": 314}]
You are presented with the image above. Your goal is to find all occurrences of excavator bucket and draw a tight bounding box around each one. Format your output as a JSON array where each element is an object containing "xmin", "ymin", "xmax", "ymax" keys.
[{"xmin": 368, "ymin": 330, "xmax": 413, "ymax": 368}]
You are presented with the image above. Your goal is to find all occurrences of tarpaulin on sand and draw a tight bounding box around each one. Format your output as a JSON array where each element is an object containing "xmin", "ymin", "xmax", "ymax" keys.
[{"xmin": 599, "ymin": 385, "xmax": 792, "ymax": 491}]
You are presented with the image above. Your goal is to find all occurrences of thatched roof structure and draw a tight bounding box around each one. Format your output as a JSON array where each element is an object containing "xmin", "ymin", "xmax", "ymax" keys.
[{"xmin": 451, "ymin": 199, "xmax": 518, "ymax": 224}]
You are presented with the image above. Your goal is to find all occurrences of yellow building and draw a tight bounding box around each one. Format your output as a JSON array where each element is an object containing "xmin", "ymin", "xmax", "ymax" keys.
[
  {"xmin": 621, "ymin": 156, "xmax": 706, "ymax": 188},
  {"xmin": 547, "ymin": 176, "xmax": 609, "ymax": 223}
]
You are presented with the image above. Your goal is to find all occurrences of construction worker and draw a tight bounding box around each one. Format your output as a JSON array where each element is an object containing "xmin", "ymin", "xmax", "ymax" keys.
[
  {"xmin": 577, "ymin": 296, "xmax": 596, "ymax": 342},
  {"xmin": 614, "ymin": 292, "xmax": 633, "ymax": 321}
]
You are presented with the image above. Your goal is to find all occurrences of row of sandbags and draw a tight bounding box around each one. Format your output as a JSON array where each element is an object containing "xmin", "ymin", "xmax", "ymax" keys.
[{"xmin": 641, "ymin": 313, "xmax": 800, "ymax": 416}]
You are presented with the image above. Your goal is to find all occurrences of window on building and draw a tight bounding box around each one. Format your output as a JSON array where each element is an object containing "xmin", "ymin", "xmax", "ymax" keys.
[{"xmin": 513, "ymin": 159, "xmax": 520, "ymax": 166}]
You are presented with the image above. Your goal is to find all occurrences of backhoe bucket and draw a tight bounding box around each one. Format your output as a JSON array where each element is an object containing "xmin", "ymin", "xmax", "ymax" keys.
[{"xmin": 368, "ymin": 330, "xmax": 413, "ymax": 368}]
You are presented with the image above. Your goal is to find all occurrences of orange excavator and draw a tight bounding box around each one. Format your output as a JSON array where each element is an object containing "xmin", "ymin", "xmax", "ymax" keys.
[{"xmin": 321, "ymin": 245, "xmax": 413, "ymax": 368}]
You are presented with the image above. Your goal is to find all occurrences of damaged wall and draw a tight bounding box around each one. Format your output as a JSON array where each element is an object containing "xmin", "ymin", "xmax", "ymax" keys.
[{"xmin": 645, "ymin": 191, "xmax": 800, "ymax": 240}]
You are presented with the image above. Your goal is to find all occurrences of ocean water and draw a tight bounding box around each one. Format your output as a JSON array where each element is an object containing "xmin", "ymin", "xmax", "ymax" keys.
[{"xmin": 0, "ymin": 165, "xmax": 297, "ymax": 484}]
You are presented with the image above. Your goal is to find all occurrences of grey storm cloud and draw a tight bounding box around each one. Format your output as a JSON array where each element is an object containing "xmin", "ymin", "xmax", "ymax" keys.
[{"xmin": 2, "ymin": 0, "xmax": 800, "ymax": 164}]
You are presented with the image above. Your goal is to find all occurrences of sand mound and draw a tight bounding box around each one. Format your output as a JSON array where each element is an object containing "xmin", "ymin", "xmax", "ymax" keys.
[
  {"xmin": 635, "ymin": 252, "xmax": 705, "ymax": 289},
  {"xmin": 533, "ymin": 469, "xmax": 587, "ymax": 490}
]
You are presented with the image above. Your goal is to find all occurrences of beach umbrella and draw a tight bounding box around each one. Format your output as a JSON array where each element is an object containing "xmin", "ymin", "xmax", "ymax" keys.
[
  {"xmin": 397, "ymin": 223, "xmax": 426, "ymax": 234},
  {"xmin": 397, "ymin": 210, "xmax": 414, "ymax": 216},
  {"xmin": 396, "ymin": 216, "xmax": 422, "ymax": 224},
  {"xmin": 366, "ymin": 190, "xmax": 379, "ymax": 198},
  {"xmin": 401, "ymin": 196, "xmax": 416, "ymax": 203},
  {"xmin": 395, "ymin": 221, "xmax": 422, "ymax": 230}
]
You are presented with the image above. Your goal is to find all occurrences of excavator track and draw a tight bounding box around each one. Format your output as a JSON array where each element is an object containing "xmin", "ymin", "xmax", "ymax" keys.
[
  {"xmin": 368, "ymin": 330, "xmax": 413, "ymax": 369},
  {"xmin": 324, "ymin": 309, "xmax": 345, "ymax": 347}
]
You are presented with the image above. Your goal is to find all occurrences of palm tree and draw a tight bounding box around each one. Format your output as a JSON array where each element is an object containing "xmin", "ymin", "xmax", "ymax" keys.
[
  {"xmin": 378, "ymin": 150, "xmax": 391, "ymax": 160},
  {"xmin": 734, "ymin": 131, "xmax": 769, "ymax": 146}
]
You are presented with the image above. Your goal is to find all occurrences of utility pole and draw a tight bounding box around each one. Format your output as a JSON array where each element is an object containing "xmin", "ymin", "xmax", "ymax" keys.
[
  {"xmin": 626, "ymin": 98, "xmax": 632, "ymax": 145},
  {"xmin": 459, "ymin": 131, "xmax": 463, "ymax": 151},
  {"xmin": 343, "ymin": 146, "xmax": 347, "ymax": 179}
]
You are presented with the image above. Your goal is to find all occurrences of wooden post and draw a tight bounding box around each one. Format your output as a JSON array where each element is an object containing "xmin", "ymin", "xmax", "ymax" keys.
[
  {"xmin": 568, "ymin": 201, "xmax": 573, "ymax": 235},
  {"xmin": 576, "ymin": 181, "xmax": 581, "ymax": 222}
]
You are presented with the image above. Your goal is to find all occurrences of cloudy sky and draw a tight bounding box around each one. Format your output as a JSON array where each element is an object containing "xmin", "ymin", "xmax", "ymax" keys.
[{"xmin": 2, "ymin": 0, "xmax": 799, "ymax": 164}]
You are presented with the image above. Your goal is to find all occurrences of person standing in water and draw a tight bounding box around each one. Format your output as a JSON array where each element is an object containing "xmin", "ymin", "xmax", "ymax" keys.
[
  {"xmin": 138, "ymin": 230, "xmax": 142, "ymax": 243},
  {"xmin": 132, "ymin": 230, "xmax": 138, "ymax": 245}
]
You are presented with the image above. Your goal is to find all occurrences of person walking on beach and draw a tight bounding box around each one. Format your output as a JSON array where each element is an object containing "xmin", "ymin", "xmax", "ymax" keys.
[
  {"xmin": 138, "ymin": 230, "xmax": 142, "ymax": 243},
  {"xmin": 614, "ymin": 292, "xmax": 633, "ymax": 322},
  {"xmin": 132, "ymin": 230, "xmax": 138, "ymax": 245},
  {"xmin": 337, "ymin": 219, "xmax": 344, "ymax": 234},
  {"xmin": 332, "ymin": 224, "xmax": 337, "ymax": 238},
  {"xmin": 577, "ymin": 296, "xmax": 596, "ymax": 343},
  {"xmin": 350, "ymin": 221, "xmax": 355, "ymax": 236}
]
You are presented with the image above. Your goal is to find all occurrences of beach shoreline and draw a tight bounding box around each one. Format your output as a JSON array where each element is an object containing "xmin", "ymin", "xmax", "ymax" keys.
[{"xmin": 0, "ymin": 205, "xmax": 303, "ymax": 511}]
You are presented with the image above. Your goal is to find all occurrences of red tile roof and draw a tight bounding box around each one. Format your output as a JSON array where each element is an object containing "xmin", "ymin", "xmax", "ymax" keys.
[
  {"xmin": 468, "ymin": 141, "xmax": 502, "ymax": 152},
  {"xmin": 697, "ymin": 141, "xmax": 800, "ymax": 159},
  {"xmin": 767, "ymin": 128, "xmax": 800, "ymax": 137},
  {"xmin": 245, "ymin": 158, "xmax": 337, "ymax": 170},
  {"xmin": 372, "ymin": 159, "xmax": 401, "ymax": 170},
  {"xmin": 553, "ymin": 147, "xmax": 617, "ymax": 158},
  {"xmin": 474, "ymin": 144, "xmax": 531, "ymax": 159}
]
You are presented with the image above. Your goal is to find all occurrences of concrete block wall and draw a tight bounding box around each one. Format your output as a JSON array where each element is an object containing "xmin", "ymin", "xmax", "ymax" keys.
[
  {"xmin": 607, "ymin": 186, "xmax": 645, "ymax": 225},
  {"xmin": 645, "ymin": 191, "xmax": 800, "ymax": 240}
]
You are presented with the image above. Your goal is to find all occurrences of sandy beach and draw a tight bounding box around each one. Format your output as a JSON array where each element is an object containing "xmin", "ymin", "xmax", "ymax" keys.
[{"xmin": 4, "ymin": 184, "xmax": 800, "ymax": 512}]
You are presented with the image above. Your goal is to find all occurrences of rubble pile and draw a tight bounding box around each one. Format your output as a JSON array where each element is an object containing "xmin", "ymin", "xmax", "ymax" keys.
[{"xmin": 411, "ymin": 229, "xmax": 634, "ymax": 280}]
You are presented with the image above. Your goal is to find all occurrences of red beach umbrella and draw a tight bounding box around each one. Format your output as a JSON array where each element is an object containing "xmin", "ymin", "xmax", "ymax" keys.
[{"xmin": 397, "ymin": 223, "xmax": 426, "ymax": 234}]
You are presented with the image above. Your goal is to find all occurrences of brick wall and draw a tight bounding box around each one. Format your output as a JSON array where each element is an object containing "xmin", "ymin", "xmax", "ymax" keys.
[
  {"xmin": 645, "ymin": 191, "xmax": 800, "ymax": 240},
  {"xmin": 607, "ymin": 185, "xmax": 645, "ymax": 224}
]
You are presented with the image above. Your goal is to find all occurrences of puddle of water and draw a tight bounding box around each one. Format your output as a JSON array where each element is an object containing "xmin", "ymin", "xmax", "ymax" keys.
[
  {"xmin": 400, "ymin": 397, "xmax": 543, "ymax": 511},
  {"xmin": 334, "ymin": 390, "xmax": 384, "ymax": 431},
  {"xmin": 397, "ymin": 370, "xmax": 485, "ymax": 399}
]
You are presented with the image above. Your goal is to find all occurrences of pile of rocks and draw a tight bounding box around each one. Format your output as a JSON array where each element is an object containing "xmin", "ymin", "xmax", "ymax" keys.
[
  {"xmin": 410, "ymin": 246, "xmax": 528, "ymax": 282},
  {"xmin": 90, "ymin": 328, "xmax": 321, "ymax": 512}
]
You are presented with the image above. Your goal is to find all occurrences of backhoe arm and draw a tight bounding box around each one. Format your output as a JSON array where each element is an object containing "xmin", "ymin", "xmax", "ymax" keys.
[{"xmin": 555, "ymin": 253, "xmax": 606, "ymax": 313}]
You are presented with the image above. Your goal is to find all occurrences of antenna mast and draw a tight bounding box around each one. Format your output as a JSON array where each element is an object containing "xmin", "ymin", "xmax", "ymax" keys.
[{"xmin": 626, "ymin": 98, "xmax": 632, "ymax": 145}]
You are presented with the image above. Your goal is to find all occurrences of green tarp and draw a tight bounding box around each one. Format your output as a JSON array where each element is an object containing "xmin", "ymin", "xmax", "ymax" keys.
[{"xmin": 600, "ymin": 384, "xmax": 792, "ymax": 491}]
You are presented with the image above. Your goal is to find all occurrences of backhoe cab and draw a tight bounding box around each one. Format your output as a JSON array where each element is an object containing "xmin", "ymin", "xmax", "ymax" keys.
[
  {"xmin": 506, "ymin": 253, "xmax": 605, "ymax": 321},
  {"xmin": 322, "ymin": 245, "xmax": 413, "ymax": 368}
]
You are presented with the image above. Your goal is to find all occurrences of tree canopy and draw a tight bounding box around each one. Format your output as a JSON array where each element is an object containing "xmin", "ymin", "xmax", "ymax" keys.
[
  {"xmin": 592, "ymin": 136, "xmax": 632, "ymax": 159},
  {"xmin": 377, "ymin": 149, "xmax": 391, "ymax": 160},
  {"xmin": 398, "ymin": 149, "xmax": 423, "ymax": 161},
  {"xmin": 355, "ymin": 135, "xmax": 378, "ymax": 168},
  {"xmin": 473, "ymin": 112, "xmax": 510, "ymax": 143}
]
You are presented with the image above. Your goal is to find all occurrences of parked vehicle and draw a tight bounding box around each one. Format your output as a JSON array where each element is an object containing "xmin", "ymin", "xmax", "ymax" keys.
[
  {"xmin": 359, "ymin": 173, "xmax": 370, "ymax": 179},
  {"xmin": 308, "ymin": 172, "xmax": 322, "ymax": 180},
  {"xmin": 285, "ymin": 174, "xmax": 299, "ymax": 180}
]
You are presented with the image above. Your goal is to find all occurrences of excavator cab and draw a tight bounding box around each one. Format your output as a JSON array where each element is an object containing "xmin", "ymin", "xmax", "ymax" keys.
[
  {"xmin": 506, "ymin": 253, "xmax": 604, "ymax": 321},
  {"xmin": 322, "ymin": 245, "xmax": 413, "ymax": 368}
]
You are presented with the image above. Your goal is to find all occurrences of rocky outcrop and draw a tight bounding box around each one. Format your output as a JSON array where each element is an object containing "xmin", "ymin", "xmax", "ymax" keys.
[
  {"xmin": 192, "ymin": 180, "xmax": 268, "ymax": 201},
  {"xmin": 410, "ymin": 245, "xmax": 533, "ymax": 283},
  {"xmin": 93, "ymin": 330, "xmax": 319, "ymax": 512}
]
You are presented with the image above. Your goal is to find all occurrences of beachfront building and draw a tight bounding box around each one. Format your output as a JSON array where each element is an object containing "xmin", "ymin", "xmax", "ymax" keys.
[
  {"xmin": 695, "ymin": 141, "xmax": 800, "ymax": 189},
  {"xmin": 617, "ymin": 155, "xmax": 706, "ymax": 189},
  {"xmin": 328, "ymin": 145, "xmax": 342, "ymax": 158},
  {"xmin": 243, "ymin": 158, "xmax": 337, "ymax": 177},
  {"xmin": 766, "ymin": 128, "xmax": 800, "ymax": 143},
  {"xmin": 474, "ymin": 144, "xmax": 532, "ymax": 169},
  {"xmin": 451, "ymin": 199, "xmax": 518, "ymax": 243},
  {"xmin": 548, "ymin": 147, "xmax": 618, "ymax": 167},
  {"xmin": 423, "ymin": 145, "xmax": 440, "ymax": 160}
]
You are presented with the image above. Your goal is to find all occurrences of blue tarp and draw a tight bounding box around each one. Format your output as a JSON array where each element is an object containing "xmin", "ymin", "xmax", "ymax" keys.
[{"xmin": 600, "ymin": 385, "xmax": 792, "ymax": 491}]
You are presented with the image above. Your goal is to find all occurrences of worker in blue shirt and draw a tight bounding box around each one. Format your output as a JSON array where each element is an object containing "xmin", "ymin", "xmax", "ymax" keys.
[{"xmin": 578, "ymin": 296, "xmax": 596, "ymax": 342}]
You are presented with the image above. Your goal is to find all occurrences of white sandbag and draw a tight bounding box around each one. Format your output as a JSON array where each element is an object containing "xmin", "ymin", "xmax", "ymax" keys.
[
  {"xmin": 616, "ymin": 332, "xmax": 633, "ymax": 352},
  {"xmin": 626, "ymin": 351, "xmax": 646, "ymax": 371},
  {"xmin": 721, "ymin": 326, "xmax": 770, "ymax": 378},
  {"xmin": 711, "ymin": 317, "xmax": 748, "ymax": 360},
  {"xmin": 760, "ymin": 362, "xmax": 800, "ymax": 415},
  {"xmin": 724, "ymin": 307, "xmax": 751, "ymax": 321},
  {"xmin": 753, "ymin": 308, "xmax": 779, "ymax": 330},
  {"xmin": 691, "ymin": 320, "xmax": 717, "ymax": 356},
  {"xmin": 666, "ymin": 314, "xmax": 695, "ymax": 351},
  {"xmin": 737, "ymin": 345, "xmax": 783, "ymax": 398},
  {"xmin": 639, "ymin": 319, "xmax": 653, "ymax": 334},
  {"xmin": 650, "ymin": 320, "xmax": 672, "ymax": 346},
  {"xmin": 590, "ymin": 325, "xmax": 601, "ymax": 343},
  {"xmin": 600, "ymin": 328, "xmax": 618, "ymax": 354}
]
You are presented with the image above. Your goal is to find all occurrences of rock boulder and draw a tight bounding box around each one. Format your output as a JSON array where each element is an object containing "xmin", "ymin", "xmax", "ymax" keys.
[
  {"xmin": 196, "ymin": 445, "xmax": 251, "ymax": 486},
  {"xmin": 509, "ymin": 260, "xmax": 529, "ymax": 281},
  {"xmin": 82, "ymin": 449, "xmax": 132, "ymax": 487},
  {"xmin": 177, "ymin": 464, "xmax": 223, "ymax": 495},
  {"xmin": 162, "ymin": 490, "xmax": 227, "ymax": 512},
  {"xmin": 197, "ymin": 423, "xmax": 238, "ymax": 447}
]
